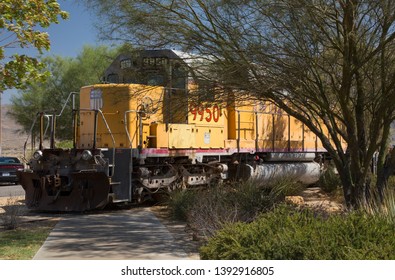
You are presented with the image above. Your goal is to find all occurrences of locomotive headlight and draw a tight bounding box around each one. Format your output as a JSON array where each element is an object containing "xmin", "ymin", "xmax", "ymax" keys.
[
  {"xmin": 33, "ymin": 150, "xmax": 43, "ymax": 160},
  {"xmin": 81, "ymin": 150, "xmax": 93, "ymax": 161}
]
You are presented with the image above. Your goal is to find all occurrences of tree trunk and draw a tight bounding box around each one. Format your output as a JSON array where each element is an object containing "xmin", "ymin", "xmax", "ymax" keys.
[
  {"xmin": 337, "ymin": 156, "xmax": 373, "ymax": 209},
  {"xmin": 337, "ymin": 157, "xmax": 355, "ymax": 208},
  {"xmin": 377, "ymin": 148, "xmax": 395, "ymax": 202}
]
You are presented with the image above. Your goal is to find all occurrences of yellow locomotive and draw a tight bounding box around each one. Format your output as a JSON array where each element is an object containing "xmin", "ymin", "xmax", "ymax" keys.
[{"xmin": 18, "ymin": 50, "xmax": 330, "ymax": 211}]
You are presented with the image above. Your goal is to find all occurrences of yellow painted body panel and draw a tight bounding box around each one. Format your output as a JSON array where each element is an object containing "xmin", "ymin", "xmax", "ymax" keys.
[
  {"xmin": 225, "ymin": 100, "xmax": 331, "ymax": 151},
  {"xmin": 194, "ymin": 125, "xmax": 225, "ymax": 148},
  {"xmin": 78, "ymin": 84, "xmax": 165, "ymax": 149},
  {"xmin": 78, "ymin": 84, "xmax": 344, "ymax": 152},
  {"xmin": 149, "ymin": 122, "xmax": 225, "ymax": 149},
  {"xmin": 150, "ymin": 123, "xmax": 196, "ymax": 149}
]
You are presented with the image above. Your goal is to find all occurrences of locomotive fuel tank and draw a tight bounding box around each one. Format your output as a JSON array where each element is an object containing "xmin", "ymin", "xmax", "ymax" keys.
[{"xmin": 237, "ymin": 162, "xmax": 321, "ymax": 185}]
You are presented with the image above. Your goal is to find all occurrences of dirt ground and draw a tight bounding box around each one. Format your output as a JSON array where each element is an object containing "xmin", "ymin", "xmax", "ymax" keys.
[
  {"xmin": 0, "ymin": 196, "xmax": 26, "ymax": 215},
  {"xmin": 0, "ymin": 187, "xmax": 344, "ymax": 215},
  {"xmin": 299, "ymin": 187, "xmax": 344, "ymax": 212},
  {"xmin": 0, "ymin": 196, "xmax": 61, "ymax": 234}
]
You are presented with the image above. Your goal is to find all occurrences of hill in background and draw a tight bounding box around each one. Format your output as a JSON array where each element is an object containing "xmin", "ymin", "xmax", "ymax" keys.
[{"xmin": 1, "ymin": 105, "xmax": 28, "ymax": 158}]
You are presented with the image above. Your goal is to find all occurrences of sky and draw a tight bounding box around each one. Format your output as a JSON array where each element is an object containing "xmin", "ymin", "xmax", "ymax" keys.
[{"xmin": 2, "ymin": 0, "xmax": 99, "ymax": 104}]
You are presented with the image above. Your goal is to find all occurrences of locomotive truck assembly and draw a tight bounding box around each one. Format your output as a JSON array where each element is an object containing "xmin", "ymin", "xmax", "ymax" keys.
[{"xmin": 18, "ymin": 50, "xmax": 337, "ymax": 211}]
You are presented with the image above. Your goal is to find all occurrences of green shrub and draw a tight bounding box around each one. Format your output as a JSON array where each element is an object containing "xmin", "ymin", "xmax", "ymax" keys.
[
  {"xmin": 186, "ymin": 182, "xmax": 268, "ymax": 236},
  {"xmin": 167, "ymin": 178, "xmax": 306, "ymax": 238},
  {"xmin": 167, "ymin": 189, "xmax": 198, "ymax": 221},
  {"xmin": 56, "ymin": 140, "xmax": 73, "ymax": 149},
  {"xmin": 319, "ymin": 166, "xmax": 341, "ymax": 193},
  {"xmin": 266, "ymin": 177, "xmax": 305, "ymax": 200},
  {"xmin": 386, "ymin": 176, "xmax": 395, "ymax": 189},
  {"xmin": 200, "ymin": 205, "xmax": 395, "ymax": 260},
  {"xmin": 167, "ymin": 179, "xmax": 304, "ymax": 238}
]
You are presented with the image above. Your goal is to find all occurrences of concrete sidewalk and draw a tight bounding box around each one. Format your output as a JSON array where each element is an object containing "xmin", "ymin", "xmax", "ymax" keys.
[{"xmin": 33, "ymin": 208, "xmax": 198, "ymax": 260}]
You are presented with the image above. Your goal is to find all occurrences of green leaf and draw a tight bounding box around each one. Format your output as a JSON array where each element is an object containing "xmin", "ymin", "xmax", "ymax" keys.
[{"xmin": 0, "ymin": 0, "xmax": 69, "ymax": 90}]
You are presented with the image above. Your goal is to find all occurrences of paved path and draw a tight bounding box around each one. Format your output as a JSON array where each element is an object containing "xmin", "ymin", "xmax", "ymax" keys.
[{"xmin": 33, "ymin": 208, "xmax": 198, "ymax": 260}]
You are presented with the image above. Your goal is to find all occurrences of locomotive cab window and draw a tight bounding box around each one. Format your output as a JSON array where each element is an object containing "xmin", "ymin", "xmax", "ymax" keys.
[
  {"xmin": 146, "ymin": 73, "xmax": 165, "ymax": 86},
  {"xmin": 171, "ymin": 62, "xmax": 187, "ymax": 90},
  {"xmin": 120, "ymin": 59, "xmax": 132, "ymax": 69},
  {"xmin": 194, "ymin": 80, "xmax": 216, "ymax": 103},
  {"xmin": 107, "ymin": 73, "xmax": 119, "ymax": 83},
  {"xmin": 103, "ymin": 51, "xmax": 190, "ymax": 90}
]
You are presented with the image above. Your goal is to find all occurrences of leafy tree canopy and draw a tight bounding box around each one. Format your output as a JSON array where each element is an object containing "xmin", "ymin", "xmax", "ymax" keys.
[
  {"xmin": 0, "ymin": 0, "xmax": 68, "ymax": 90},
  {"xmin": 9, "ymin": 45, "xmax": 119, "ymax": 140}
]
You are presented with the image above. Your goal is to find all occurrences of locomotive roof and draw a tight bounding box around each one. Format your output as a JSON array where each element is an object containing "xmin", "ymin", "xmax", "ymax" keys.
[
  {"xmin": 110, "ymin": 49, "xmax": 184, "ymax": 64},
  {"xmin": 106, "ymin": 49, "xmax": 204, "ymax": 69},
  {"xmin": 103, "ymin": 49, "xmax": 205, "ymax": 84}
]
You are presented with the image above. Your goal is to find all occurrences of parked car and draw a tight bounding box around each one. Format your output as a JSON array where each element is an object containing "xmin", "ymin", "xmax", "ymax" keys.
[{"xmin": 0, "ymin": 157, "xmax": 24, "ymax": 185}]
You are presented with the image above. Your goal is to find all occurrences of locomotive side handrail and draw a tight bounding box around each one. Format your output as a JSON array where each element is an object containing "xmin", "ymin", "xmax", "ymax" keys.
[
  {"xmin": 56, "ymin": 91, "xmax": 78, "ymax": 117},
  {"xmin": 23, "ymin": 113, "xmax": 50, "ymax": 162},
  {"xmin": 79, "ymin": 108, "xmax": 116, "ymax": 177},
  {"xmin": 23, "ymin": 91, "xmax": 79, "ymax": 162},
  {"xmin": 124, "ymin": 109, "xmax": 145, "ymax": 150}
]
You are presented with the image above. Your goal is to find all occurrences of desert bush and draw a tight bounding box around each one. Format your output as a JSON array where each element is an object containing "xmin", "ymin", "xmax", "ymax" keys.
[
  {"xmin": 386, "ymin": 176, "xmax": 395, "ymax": 189},
  {"xmin": 167, "ymin": 188, "xmax": 198, "ymax": 221},
  {"xmin": 167, "ymin": 178, "xmax": 305, "ymax": 238},
  {"xmin": 266, "ymin": 176, "xmax": 305, "ymax": 200},
  {"xmin": 319, "ymin": 166, "xmax": 341, "ymax": 193},
  {"xmin": 186, "ymin": 181, "xmax": 277, "ymax": 237},
  {"xmin": 200, "ymin": 205, "xmax": 395, "ymax": 260},
  {"xmin": 361, "ymin": 188, "xmax": 395, "ymax": 224},
  {"xmin": 1, "ymin": 197, "xmax": 20, "ymax": 230}
]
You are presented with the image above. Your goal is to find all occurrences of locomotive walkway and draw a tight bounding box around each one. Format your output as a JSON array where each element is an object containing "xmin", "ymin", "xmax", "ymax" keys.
[{"xmin": 33, "ymin": 207, "xmax": 199, "ymax": 260}]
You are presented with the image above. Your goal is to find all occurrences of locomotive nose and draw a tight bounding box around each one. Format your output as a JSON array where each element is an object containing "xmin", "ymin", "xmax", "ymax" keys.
[{"xmin": 18, "ymin": 168, "xmax": 110, "ymax": 212}]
